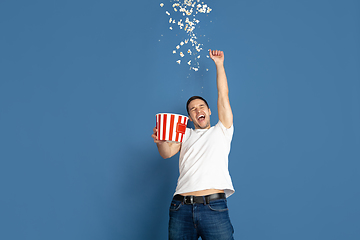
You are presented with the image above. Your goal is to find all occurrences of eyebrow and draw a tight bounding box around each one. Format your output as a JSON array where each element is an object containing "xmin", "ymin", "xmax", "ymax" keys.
[{"xmin": 190, "ymin": 104, "xmax": 205, "ymax": 110}]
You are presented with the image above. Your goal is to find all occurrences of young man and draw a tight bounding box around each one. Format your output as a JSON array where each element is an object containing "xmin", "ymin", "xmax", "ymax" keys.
[{"xmin": 152, "ymin": 49, "xmax": 235, "ymax": 240}]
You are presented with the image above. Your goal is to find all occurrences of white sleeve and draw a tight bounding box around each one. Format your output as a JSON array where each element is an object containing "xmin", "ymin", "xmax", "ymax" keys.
[
  {"xmin": 182, "ymin": 128, "xmax": 191, "ymax": 143},
  {"xmin": 216, "ymin": 121, "xmax": 234, "ymax": 141}
]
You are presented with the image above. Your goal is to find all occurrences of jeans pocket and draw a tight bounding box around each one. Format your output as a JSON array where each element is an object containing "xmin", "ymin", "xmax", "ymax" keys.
[
  {"xmin": 207, "ymin": 199, "xmax": 228, "ymax": 212},
  {"xmin": 169, "ymin": 200, "xmax": 182, "ymax": 211}
]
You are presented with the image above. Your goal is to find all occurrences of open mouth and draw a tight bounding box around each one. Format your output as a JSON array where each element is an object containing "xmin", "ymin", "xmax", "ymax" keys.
[{"xmin": 197, "ymin": 114, "xmax": 205, "ymax": 122}]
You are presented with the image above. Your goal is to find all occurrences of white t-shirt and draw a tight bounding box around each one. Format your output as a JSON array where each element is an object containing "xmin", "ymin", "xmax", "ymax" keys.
[{"xmin": 174, "ymin": 121, "xmax": 235, "ymax": 198}]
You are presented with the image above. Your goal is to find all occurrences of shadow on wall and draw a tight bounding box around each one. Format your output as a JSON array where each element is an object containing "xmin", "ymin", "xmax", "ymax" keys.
[
  {"xmin": 114, "ymin": 104, "xmax": 187, "ymax": 239},
  {"xmin": 118, "ymin": 143, "xmax": 179, "ymax": 239}
]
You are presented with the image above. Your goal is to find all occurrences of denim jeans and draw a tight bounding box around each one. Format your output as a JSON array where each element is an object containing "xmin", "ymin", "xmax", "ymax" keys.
[{"xmin": 169, "ymin": 198, "xmax": 234, "ymax": 240}]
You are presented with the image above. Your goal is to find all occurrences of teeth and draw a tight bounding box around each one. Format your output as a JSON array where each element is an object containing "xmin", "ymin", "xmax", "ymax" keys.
[{"xmin": 198, "ymin": 115, "xmax": 205, "ymax": 120}]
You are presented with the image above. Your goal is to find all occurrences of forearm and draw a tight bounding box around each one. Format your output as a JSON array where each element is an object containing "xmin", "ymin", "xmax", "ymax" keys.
[
  {"xmin": 215, "ymin": 62, "xmax": 233, "ymax": 128},
  {"xmin": 215, "ymin": 63, "xmax": 229, "ymax": 96},
  {"xmin": 156, "ymin": 142, "xmax": 179, "ymax": 159}
]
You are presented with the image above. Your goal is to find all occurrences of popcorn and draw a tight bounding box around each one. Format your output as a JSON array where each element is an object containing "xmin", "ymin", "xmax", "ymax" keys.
[
  {"xmin": 160, "ymin": 0, "xmax": 213, "ymax": 71},
  {"xmin": 195, "ymin": 44, "xmax": 202, "ymax": 52}
]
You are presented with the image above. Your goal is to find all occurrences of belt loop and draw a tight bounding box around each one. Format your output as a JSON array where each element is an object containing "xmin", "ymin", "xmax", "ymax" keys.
[{"xmin": 202, "ymin": 196, "xmax": 206, "ymax": 205}]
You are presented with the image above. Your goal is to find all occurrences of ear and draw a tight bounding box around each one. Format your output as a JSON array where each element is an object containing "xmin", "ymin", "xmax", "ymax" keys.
[
  {"xmin": 188, "ymin": 115, "xmax": 193, "ymax": 122},
  {"xmin": 209, "ymin": 109, "xmax": 212, "ymax": 115}
]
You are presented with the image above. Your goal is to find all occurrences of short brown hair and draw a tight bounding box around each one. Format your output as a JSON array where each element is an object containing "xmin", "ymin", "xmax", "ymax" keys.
[{"xmin": 186, "ymin": 96, "xmax": 210, "ymax": 115}]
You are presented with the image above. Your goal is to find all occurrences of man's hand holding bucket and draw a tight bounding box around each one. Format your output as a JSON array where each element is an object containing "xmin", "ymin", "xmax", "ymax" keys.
[
  {"xmin": 152, "ymin": 125, "xmax": 182, "ymax": 159},
  {"xmin": 152, "ymin": 126, "xmax": 165, "ymax": 144}
]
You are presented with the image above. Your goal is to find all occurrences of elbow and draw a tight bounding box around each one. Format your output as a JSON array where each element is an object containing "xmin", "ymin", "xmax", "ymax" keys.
[{"xmin": 160, "ymin": 153, "xmax": 171, "ymax": 159}]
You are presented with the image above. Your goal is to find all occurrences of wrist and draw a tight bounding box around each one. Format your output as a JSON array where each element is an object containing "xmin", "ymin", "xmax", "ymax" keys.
[{"xmin": 215, "ymin": 62, "xmax": 224, "ymax": 68}]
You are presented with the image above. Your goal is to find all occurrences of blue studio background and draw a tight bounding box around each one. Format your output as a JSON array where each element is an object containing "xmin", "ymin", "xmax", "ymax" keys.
[{"xmin": 1, "ymin": 0, "xmax": 359, "ymax": 239}]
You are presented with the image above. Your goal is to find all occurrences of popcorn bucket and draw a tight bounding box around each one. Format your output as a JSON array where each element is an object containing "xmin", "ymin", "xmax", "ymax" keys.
[{"xmin": 156, "ymin": 113, "xmax": 189, "ymax": 143}]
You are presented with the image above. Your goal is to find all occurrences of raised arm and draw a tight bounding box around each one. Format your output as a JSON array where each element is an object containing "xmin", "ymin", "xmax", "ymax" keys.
[
  {"xmin": 209, "ymin": 49, "xmax": 233, "ymax": 129},
  {"xmin": 152, "ymin": 127, "xmax": 181, "ymax": 159}
]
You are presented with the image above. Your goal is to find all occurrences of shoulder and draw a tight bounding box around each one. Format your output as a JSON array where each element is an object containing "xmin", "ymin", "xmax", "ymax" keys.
[
  {"xmin": 185, "ymin": 127, "xmax": 193, "ymax": 135},
  {"xmin": 215, "ymin": 120, "xmax": 234, "ymax": 130},
  {"xmin": 215, "ymin": 121, "xmax": 234, "ymax": 140},
  {"xmin": 183, "ymin": 127, "xmax": 193, "ymax": 142}
]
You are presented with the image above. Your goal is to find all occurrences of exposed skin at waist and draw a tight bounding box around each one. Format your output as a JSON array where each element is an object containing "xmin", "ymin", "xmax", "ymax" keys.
[{"xmin": 180, "ymin": 189, "xmax": 225, "ymax": 196}]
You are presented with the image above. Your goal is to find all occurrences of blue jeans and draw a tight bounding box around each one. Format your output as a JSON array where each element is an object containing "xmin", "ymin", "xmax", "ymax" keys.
[{"xmin": 169, "ymin": 198, "xmax": 234, "ymax": 240}]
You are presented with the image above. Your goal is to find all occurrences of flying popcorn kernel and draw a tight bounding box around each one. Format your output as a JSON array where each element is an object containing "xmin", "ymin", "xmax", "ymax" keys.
[{"xmin": 160, "ymin": 1, "xmax": 213, "ymax": 71}]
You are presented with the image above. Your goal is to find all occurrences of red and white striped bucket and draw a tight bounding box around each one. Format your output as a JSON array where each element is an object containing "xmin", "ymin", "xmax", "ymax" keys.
[{"xmin": 156, "ymin": 113, "xmax": 189, "ymax": 143}]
